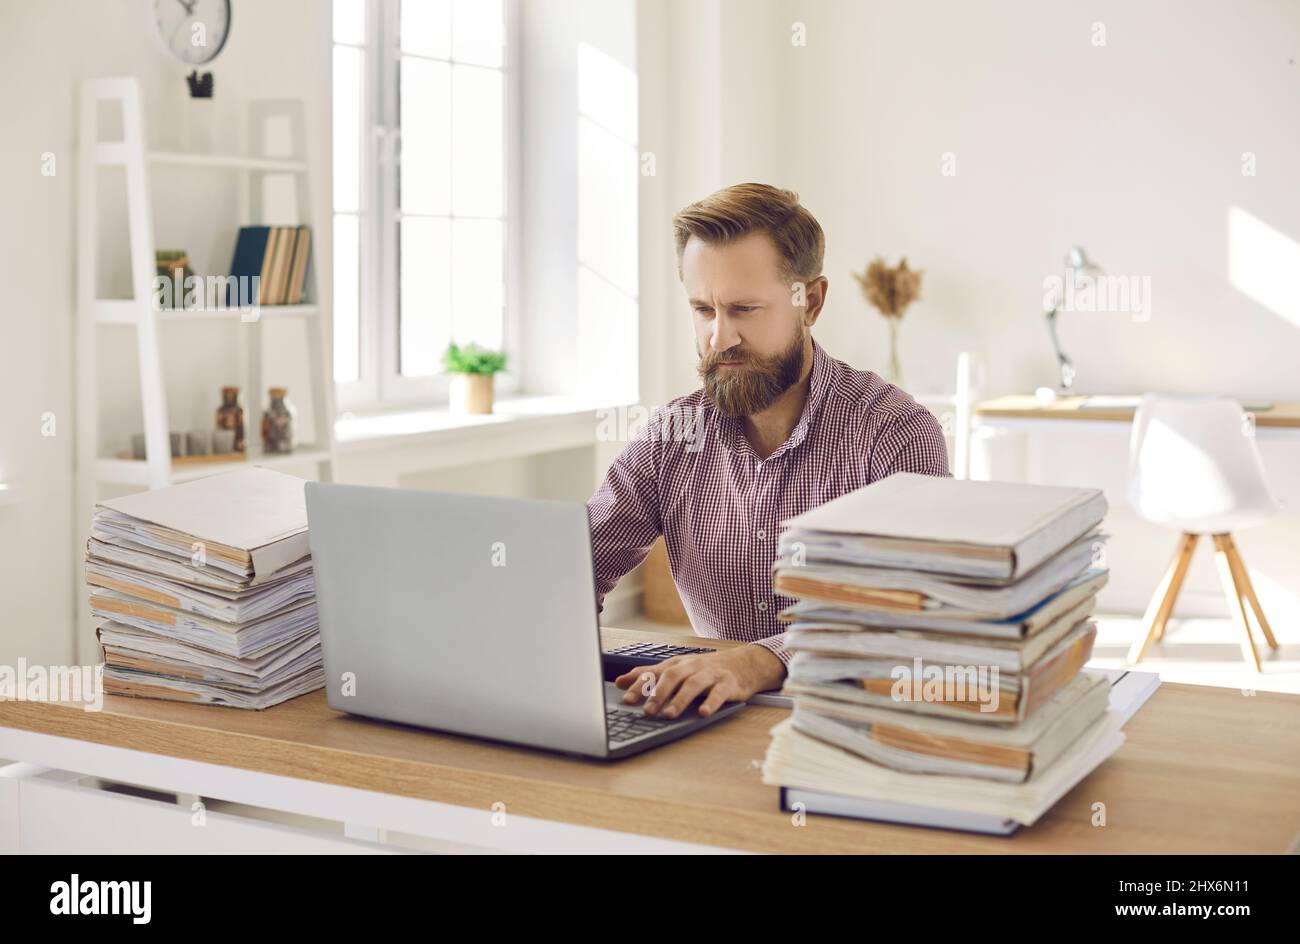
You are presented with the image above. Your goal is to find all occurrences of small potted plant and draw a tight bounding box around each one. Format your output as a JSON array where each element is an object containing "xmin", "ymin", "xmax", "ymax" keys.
[{"xmin": 443, "ymin": 341, "xmax": 507, "ymax": 415}]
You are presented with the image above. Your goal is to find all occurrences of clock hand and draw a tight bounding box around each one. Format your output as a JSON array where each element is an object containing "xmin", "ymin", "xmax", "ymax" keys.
[{"xmin": 169, "ymin": 15, "xmax": 192, "ymax": 54}]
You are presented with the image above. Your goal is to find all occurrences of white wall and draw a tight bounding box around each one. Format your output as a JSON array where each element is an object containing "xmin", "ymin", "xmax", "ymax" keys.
[
  {"xmin": 638, "ymin": 0, "xmax": 1300, "ymax": 393},
  {"xmin": 777, "ymin": 0, "xmax": 1300, "ymax": 398},
  {"xmin": 635, "ymin": 0, "xmax": 1300, "ymax": 617}
]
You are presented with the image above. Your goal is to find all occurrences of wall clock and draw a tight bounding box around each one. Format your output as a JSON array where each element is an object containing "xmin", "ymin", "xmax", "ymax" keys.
[{"xmin": 153, "ymin": 0, "xmax": 232, "ymax": 66}]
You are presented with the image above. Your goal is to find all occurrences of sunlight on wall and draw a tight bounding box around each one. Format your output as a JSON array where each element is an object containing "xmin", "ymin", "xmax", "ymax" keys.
[
  {"xmin": 1228, "ymin": 206, "xmax": 1300, "ymax": 329},
  {"xmin": 577, "ymin": 41, "xmax": 638, "ymax": 403}
]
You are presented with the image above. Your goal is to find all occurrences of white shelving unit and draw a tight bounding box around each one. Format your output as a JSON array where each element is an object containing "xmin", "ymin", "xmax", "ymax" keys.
[{"xmin": 75, "ymin": 77, "xmax": 336, "ymax": 654}]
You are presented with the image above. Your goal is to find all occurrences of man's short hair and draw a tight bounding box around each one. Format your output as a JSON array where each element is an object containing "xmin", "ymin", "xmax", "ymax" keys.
[{"xmin": 672, "ymin": 182, "xmax": 825, "ymax": 283}]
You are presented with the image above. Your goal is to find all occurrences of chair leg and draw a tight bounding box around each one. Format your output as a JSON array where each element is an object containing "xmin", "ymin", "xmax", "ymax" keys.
[
  {"xmin": 1128, "ymin": 532, "xmax": 1198, "ymax": 665},
  {"xmin": 1212, "ymin": 534, "xmax": 1262, "ymax": 672},
  {"xmin": 1153, "ymin": 532, "xmax": 1199, "ymax": 643},
  {"xmin": 1220, "ymin": 534, "xmax": 1279, "ymax": 651}
]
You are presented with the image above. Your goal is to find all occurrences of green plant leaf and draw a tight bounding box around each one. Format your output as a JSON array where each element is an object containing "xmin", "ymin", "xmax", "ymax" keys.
[{"xmin": 442, "ymin": 341, "xmax": 508, "ymax": 375}]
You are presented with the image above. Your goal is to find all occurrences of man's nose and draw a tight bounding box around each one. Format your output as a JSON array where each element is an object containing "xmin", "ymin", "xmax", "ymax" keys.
[{"xmin": 710, "ymin": 311, "xmax": 741, "ymax": 353}]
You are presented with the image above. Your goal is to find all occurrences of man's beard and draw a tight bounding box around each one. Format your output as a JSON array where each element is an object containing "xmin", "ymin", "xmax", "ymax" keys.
[{"xmin": 698, "ymin": 325, "xmax": 806, "ymax": 417}]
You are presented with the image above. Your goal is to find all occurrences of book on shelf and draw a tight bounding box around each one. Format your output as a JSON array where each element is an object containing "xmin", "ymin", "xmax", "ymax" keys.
[
  {"xmin": 286, "ymin": 226, "xmax": 311, "ymax": 304},
  {"xmin": 262, "ymin": 227, "xmax": 284, "ymax": 304},
  {"xmin": 272, "ymin": 227, "xmax": 296, "ymax": 304},
  {"xmin": 228, "ymin": 224, "xmax": 312, "ymax": 306}
]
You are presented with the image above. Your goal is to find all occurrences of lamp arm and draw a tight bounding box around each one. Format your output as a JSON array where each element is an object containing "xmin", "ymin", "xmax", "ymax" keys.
[{"xmin": 1044, "ymin": 306, "xmax": 1076, "ymax": 391}]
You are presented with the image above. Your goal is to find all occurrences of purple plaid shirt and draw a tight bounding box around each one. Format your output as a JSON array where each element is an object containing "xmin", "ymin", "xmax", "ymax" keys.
[{"xmin": 588, "ymin": 338, "xmax": 951, "ymax": 668}]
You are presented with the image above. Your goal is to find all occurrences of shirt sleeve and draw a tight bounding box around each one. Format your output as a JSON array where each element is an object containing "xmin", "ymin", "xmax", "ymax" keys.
[
  {"xmin": 751, "ymin": 631, "xmax": 793, "ymax": 670},
  {"xmin": 587, "ymin": 425, "xmax": 664, "ymax": 614},
  {"xmin": 869, "ymin": 405, "xmax": 952, "ymax": 479}
]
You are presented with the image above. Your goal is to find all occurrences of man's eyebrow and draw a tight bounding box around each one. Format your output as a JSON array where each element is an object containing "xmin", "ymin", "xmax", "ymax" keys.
[{"xmin": 688, "ymin": 298, "xmax": 765, "ymax": 306}]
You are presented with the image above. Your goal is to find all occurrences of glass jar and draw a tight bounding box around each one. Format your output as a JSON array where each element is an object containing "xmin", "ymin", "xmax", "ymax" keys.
[
  {"xmin": 215, "ymin": 386, "xmax": 246, "ymax": 454},
  {"xmin": 261, "ymin": 387, "xmax": 297, "ymax": 454}
]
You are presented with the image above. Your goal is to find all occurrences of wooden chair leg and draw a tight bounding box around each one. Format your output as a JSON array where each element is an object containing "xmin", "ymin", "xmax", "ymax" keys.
[
  {"xmin": 1220, "ymin": 534, "xmax": 1279, "ymax": 651},
  {"xmin": 1212, "ymin": 534, "xmax": 1262, "ymax": 672},
  {"xmin": 1128, "ymin": 532, "xmax": 1197, "ymax": 665},
  {"xmin": 1153, "ymin": 532, "xmax": 1199, "ymax": 642}
]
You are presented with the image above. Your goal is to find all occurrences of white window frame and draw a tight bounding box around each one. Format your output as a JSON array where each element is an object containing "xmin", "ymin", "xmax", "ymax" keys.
[{"xmin": 335, "ymin": 0, "xmax": 522, "ymax": 413}]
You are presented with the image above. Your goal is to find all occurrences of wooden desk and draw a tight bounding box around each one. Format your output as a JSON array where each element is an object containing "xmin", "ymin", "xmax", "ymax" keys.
[
  {"xmin": 975, "ymin": 395, "xmax": 1300, "ymax": 427},
  {"xmin": 2, "ymin": 628, "xmax": 1298, "ymax": 853}
]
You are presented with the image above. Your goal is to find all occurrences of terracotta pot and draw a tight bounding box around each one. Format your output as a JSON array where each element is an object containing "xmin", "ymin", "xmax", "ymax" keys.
[{"xmin": 450, "ymin": 373, "xmax": 495, "ymax": 414}]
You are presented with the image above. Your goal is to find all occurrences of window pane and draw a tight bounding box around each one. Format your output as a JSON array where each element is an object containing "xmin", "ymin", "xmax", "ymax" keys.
[
  {"xmin": 333, "ymin": 45, "xmax": 363, "ymax": 213},
  {"xmin": 400, "ymin": 217, "xmax": 451, "ymax": 377},
  {"xmin": 451, "ymin": 65, "xmax": 503, "ymax": 217},
  {"xmin": 400, "ymin": 57, "xmax": 451, "ymax": 215},
  {"xmin": 333, "ymin": 214, "xmax": 361, "ymax": 383},
  {"xmin": 453, "ymin": 0, "xmax": 503, "ymax": 67},
  {"xmin": 333, "ymin": 0, "xmax": 365, "ymax": 45},
  {"xmin": 451, "ymin": 218, "xmax": 504, "ymax": 350},
  {"xmin": 401, "ymin": 0, "xmax": 450, "ymax": 58}
]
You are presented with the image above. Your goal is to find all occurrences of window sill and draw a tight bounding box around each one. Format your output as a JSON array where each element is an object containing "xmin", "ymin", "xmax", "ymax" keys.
[{"xmin": 334, "ymin": 393, "xmax": 629, "ymax": 456}]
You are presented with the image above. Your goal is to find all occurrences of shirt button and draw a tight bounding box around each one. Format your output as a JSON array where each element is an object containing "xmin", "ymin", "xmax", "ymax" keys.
[
  {"xmin": 756, "ymin": 529, "xmax": 766, "ymax": 540},
  {"xmin": 757, "ymin": 601, "xmax": 768, "ymax": 612}
]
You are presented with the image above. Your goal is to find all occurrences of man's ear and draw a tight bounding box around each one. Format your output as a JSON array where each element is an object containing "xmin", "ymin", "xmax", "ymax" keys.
[{"xmin": 803, "ymin": 275, "xmax": 828, "ymax": 325}]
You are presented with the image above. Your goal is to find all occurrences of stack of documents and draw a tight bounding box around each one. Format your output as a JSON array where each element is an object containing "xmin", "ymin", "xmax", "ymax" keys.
[
  {"xmin": 761, "ymin": 473, "xmax": 1144, "ymax": 832},
  {"xmin": 85, "ymin": 468, "xmax": 324, "ymax": 709}
]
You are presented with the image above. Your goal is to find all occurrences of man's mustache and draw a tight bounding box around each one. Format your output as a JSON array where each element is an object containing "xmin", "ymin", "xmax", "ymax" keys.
[{"xmin": 700, "ymin": 349, "xmax": 751, "ymax": 372}]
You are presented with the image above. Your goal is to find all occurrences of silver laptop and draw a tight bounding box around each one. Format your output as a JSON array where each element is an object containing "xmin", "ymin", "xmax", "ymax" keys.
[{"xmin": 304, "ymin": 482, "xmax": 745, "ymax": 759}]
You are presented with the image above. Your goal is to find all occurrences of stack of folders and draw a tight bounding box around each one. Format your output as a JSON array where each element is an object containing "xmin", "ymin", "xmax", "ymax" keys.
[
  {"xmin": 761, "ymin": 472, "xmax": 1142, "ymax": 834},
  {"xmin": 85, "ymin": 468, "xmax": 324, "ymax": 710}
]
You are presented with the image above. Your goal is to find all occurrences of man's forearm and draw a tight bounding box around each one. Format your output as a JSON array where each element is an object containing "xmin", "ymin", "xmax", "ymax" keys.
[{"xmin": 743, "ymin": 642, "xmax": 788, "ymax": 692}]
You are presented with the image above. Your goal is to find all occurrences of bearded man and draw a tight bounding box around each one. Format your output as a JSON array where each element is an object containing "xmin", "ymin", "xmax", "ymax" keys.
[{"xmin": 589, "ymin": 182, "xmax": 950, "ymax": 719}]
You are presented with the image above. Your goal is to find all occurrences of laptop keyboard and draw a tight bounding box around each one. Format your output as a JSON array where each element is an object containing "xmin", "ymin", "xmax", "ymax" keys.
[
  {"xmin": 606, "ymin": 642, "xmax": 716, "ymax": 661},
  {"xmin": 605, "ymin": 706, "xmax": 681, "ymax": 744},
  {"xmin": 601, "ymin": 643, "xmax": 719, "ymax": 685}
]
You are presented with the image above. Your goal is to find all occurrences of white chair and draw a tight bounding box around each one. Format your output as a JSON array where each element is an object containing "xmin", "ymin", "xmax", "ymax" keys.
[{"xmin": 1126, "ymin": 395, "xmax": 1281, "ymax": 670}]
